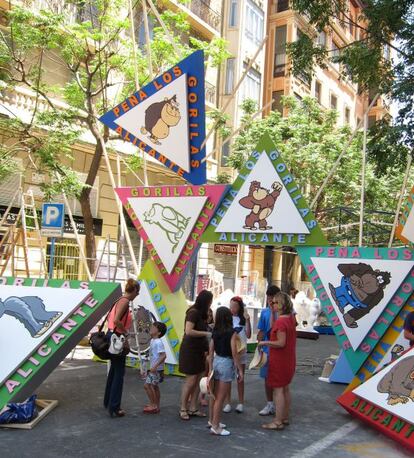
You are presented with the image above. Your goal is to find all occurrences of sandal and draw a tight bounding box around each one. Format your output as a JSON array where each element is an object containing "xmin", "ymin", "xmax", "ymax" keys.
[
  {"xmin": 143, "ymin": 406, "xmax": 159, "ymax": 414},
  {"xmin": 207, "ymin": 421, "xmax": 226, "ymax": 428},
  {"xmin": 262, "ymin": 422, "xmax": 285, "ymax": 431},
  {"xmin": 179, "ymin": 409, "xmax": 190, "ymax": 420},
  {"xmin": 188, "ymin": 409, "xmax": 207, "ymax": 418},
  {"xmin": 109, "ymin": 409, "xmax": 126, "ymax": 418},
  {"xmin": 282, "ymin": 419, "xmax": 290, "ymax": 426},
  {"xmin": 210, "ymin": 426, "xmax": 231, "ymax": 436}
]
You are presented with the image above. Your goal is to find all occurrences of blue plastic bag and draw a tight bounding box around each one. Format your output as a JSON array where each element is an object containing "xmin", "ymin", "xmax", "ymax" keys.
[{"xmin": 0, "ymin": 395, "xmax": 37, "ymax": 424}]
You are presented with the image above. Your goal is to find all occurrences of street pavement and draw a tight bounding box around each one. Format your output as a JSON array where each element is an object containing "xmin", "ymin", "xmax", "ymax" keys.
[{"xmin": 1, "ymin": 335, "xmax": 411, "ymax": 458}]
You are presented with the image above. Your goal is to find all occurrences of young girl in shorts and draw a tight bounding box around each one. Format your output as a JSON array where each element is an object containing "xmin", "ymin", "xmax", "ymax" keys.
[
  {"xmin": 222, "ymin": 296, "xmax": 251, "ymax": 413},
  {"xmin": 208, "ymin": 306, "xmax": 243, "ymax": 436}
]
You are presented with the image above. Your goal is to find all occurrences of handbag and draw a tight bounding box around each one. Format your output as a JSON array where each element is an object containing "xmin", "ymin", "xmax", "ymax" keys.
[
  {"xmin": 107, "ymin": 302, "xmax": 131, "ymax": 356},
  {"xmin": 89, "ymin": 297, "xmax": 125, "ymax": 360}
]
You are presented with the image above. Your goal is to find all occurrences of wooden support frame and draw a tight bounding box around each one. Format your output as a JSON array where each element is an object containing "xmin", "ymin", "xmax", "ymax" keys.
[{"xmin": 0, "ymin": 399, "xmax": 58, "ymax": 430}]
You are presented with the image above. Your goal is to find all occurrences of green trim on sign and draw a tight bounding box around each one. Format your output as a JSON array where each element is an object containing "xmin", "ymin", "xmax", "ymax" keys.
[
  {"xmin": 201, "ymin": 133, "xmax": 328, "ymax": 246},
  {"xmin": 0, "ymin": 277, "xmax": 121, "ymax": 410}
]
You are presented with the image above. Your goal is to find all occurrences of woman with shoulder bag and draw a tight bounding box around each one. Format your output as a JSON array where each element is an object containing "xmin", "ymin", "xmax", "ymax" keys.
[{"xmin": 104, "ymin": 278, "xmax": 140, "ymax": 418}]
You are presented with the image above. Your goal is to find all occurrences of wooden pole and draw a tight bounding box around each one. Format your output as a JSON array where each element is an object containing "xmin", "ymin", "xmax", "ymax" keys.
[
  {"xmin": 200, "ymin": 36, "xmax": 268, "ymax": 153},
  {"xmin": 146, "ymin": 0, "xmax": 183, "ymax": 58},
  {"xmin": 202, "ymin": 98, "xmax": 275, "ymax": 163},
  {"xmin": 388, "ymin": 153, "xmax": 412, "ymax": 247},
  {"xmin": 358, "ymin": 111, "xmax": 368, "ymax": 246},
  {"xmin": 311, "ymin": 94, "xmax": 379, "ymax": 210},
  {"xmin": 61, "ymin": 192, "xmax": 92, "ymax": 281}
]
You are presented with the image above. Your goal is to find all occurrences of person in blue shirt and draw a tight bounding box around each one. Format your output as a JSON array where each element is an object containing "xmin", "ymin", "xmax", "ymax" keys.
[{"xmin": 257, "ymin": 285, "xmax": 280, "ymax": 416}]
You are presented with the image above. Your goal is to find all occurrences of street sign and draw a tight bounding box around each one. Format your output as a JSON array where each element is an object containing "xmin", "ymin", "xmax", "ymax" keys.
[{"xmin": 41, "ymin": 203, "xmax": 65, "ymax": 237}]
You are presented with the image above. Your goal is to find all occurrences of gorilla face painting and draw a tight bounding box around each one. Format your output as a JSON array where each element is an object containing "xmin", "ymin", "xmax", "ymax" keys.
[
  {"xmin": 0, "ymin": 296, "xmax": 62, "ymax": 338},
  {"xmin": 140, "ymin": 95, "xmax": 181, "ymax": 145},
  {"xmin": 328, "ymin": 263, "xmax": 391, "ymax": 329},
  {"xmin": 377, "ymin": 356, "xmax": 414, "ymax": 406},
  {"xmin": 238, "ymin": 180, "xmax": 283, "ymax": 231}
]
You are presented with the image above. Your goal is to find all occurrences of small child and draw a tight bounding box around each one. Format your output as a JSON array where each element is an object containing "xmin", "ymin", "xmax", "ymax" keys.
[
  {"xmin": 208, "ymin": 307, "xmax": 243, "ymax": 436},
  {"xmin": 143, "ymin": 321, "xmax": 167, "ymax": 414}
]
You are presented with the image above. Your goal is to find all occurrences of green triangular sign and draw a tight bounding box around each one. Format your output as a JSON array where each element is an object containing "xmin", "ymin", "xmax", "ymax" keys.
[{"xmin": 201, "ymin": 134, "xmax": 327, "ymax": 245}]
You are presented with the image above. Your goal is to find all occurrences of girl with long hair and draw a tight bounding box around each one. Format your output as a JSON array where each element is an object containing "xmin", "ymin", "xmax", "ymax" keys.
[
  {"xmin": 179, "ymin": 290, "xmax": 213, "ymax": 420},
  {"xmin": 208, "ymin": 306, "xmax": 243, "ymax": 436},
  {"xmin": 222, "ymin": 296, "xmax": 251, "ymax": 413}
]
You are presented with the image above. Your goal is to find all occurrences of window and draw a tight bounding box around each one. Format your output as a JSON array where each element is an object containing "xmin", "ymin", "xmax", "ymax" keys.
[
  {"xmin": 332, "ymin": 41, "xmax": 340, "ymax": 71},
  {"xmin": 316, "ymin": 30, "xmax": 326, "ymax": 48},
  {"xmin": 276, "ymin": 0, "xmax": 289, "ymax": 12},
  {"xmin": 225, "ymin": 58, "xmax": 235, "ymax": 94},
  {"xmin": 274, "ymin": 25, "xmax": 287, "ymax": 77},
  {"xmin": 272, "ymin": 90, "xmax": 284, "ymax": 114},
  {"xmin": 229, "ymin": 0, "xmax": 238, "ymax": 27},
  {"xmin": 330, "ymin": 93, "xmax": 338, "ymax": 110},
  {"xmin": 368, "ymin": 116, "xmax": 377, "ymax": 129},
  {"xmin": 345, "ymin": 107, "xmax": 350, "ymax": 124},
  {"xmin": 245, "ymin": 0, "xmax": 264, "ymax": 47},
  {"xmin": 241, "ymin": 66, "xmax": 261, "ymax": 106},
  {"xmin": 349, "ymin": 16, "xmax": 354, "ymax": 37},
  {"xmin": 315, "ymin": 81, "xmax": 322, "ymax": 104},
  {"xmin": 384, "ymin": 44, "xmax": 391, "ymax": 61},
  {"xmin": 369, "ymin": 87, "xmax": 379, "ymax": 106}
]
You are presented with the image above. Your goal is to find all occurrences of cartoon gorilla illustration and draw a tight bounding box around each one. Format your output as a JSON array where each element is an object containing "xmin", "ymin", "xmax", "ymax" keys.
[
  {"xmin": 238, "ymin": 180, "xmax": 283, "ymax": 231},
  {"xmin": 328, "ymin": 263, "xmax": 391, "ymax": 329},
  {"xmin": 377, "ymin": 355, "xmax": 414, "ymax": 405},
  {"xmin": 0, "ymin": 296, "xmax": 62, "ymax": 338},
  {"xmin": 141, "ymin": 94, "xmax": 181, "ymax": 145},
  {"xmin": 143, "ymin": 203, "xmax": 190, "ymax": 253},
  {"xmin": 128, "ymin": 306, "xmax": 154, "ymax": 355}
]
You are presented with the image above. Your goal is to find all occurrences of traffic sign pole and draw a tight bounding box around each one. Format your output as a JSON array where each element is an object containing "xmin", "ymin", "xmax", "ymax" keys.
[{"xmin": 48, "ymin": 237, "xmax": 56, "ymax": 279}]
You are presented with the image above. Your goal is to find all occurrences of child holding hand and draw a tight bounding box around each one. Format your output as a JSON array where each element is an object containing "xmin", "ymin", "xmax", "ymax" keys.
[{"xmin": 143, "ymin": 321, "xmax": 167, "ymax": 414}]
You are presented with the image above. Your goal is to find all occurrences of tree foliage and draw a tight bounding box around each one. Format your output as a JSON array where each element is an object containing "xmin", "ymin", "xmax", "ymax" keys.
[
  {"xmin": 0, "ymin": 0, "xmax": 228, "ymax": 269},
  {"xmin": 227, "ymin": 97, "xmax": 409, "ymax": 245},
  {"xmin": 288, "ymin": 0, "xmax": 414, "ymax": 171}
]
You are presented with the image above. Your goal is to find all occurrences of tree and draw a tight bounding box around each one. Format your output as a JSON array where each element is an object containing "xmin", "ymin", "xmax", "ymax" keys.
[
  {"xmin": 287, "ymin": 0, "xmax": 413, "ymax": 173},
  {"xmin": 0, "ymin": 1, "xmax": 228, "ymax": 271},
  {"xmin": 227, "ymin": 97, "xmax": 410, "ymax": 245}
]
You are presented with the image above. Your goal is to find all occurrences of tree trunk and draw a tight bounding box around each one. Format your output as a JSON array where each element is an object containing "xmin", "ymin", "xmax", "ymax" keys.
[{"xmin": 79, "ymin": 124, "xmax": 105, "ymax": 274}]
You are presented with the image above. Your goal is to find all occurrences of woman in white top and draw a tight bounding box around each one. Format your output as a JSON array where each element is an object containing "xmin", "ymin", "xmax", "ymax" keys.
[{"xmin": 222, "ymin": 296, "xmax": 251, "ymax": 414}]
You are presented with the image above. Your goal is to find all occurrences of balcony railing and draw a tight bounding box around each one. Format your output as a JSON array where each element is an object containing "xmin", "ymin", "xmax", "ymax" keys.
[
  {"xmin": 188, "ymin": 0, "xmax": 221, "ymax": 32},
  {"xmin": 205, "ymin": 81, "xmax": 216, "ymax": 105}
]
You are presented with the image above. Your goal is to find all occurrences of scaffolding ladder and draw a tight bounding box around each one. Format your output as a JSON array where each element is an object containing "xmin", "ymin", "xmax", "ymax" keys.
[{"xmin": 0, "ymin": 189, "xmax": 48, "ymax": 278}]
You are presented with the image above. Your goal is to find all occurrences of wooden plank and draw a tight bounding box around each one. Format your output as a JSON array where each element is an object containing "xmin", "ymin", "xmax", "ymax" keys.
[{"xmin": 0, "ymin": 399, "xmax": 58, "ymax": 430}]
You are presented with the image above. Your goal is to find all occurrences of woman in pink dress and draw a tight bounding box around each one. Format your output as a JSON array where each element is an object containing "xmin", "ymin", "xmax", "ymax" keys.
[{"xmin": 258, "ymin": 291, "xmax": 296, "ymax": 430}]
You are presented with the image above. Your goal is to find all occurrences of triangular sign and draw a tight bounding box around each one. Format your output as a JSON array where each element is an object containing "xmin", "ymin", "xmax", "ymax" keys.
[
  {"xmin": 396, "ymin": 182, "xmax": 414, "ymax": 245},
  {"xmin": 337, "ymin": 347, "xmax": 414, "ymax": 452},
  {"xmin": 116, "ymin": 185, "xmax": 227, "ymax": 291},
  {"xmin": 347, "ymin": 296, "xmax": 414, "ymax": 390},
  {"xmin": 100, "ymin": 50, "xmax": 206, "ymax": 185},
  {"xmin": 201, "ymin": 134, "xmax": 327, "ymax": 245},
  {"xmin": 0, "ymin": 278, "xmax": 121, "ymax": 410},
  {"xmin": 297, "ymin": 246, "xmax": 414, "ymax": 373},
  {"xmin": 133, "ymin": 279, "xmax": 178, "ymax": 365}
]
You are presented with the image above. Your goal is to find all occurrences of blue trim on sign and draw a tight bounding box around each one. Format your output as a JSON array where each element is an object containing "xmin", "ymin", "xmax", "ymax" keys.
[{"xmin": 99, "ymin": 50, "xmax": 206, "ymax": 185}]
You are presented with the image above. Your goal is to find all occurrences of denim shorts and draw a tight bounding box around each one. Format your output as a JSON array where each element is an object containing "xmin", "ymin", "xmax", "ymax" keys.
[
  {"xmin": 145, "ymin": 371, "xmax": 164, "ymax": 386},
  {"xmin": 213, "ymin": 356, "xmax": 235, "ymax": 382}
]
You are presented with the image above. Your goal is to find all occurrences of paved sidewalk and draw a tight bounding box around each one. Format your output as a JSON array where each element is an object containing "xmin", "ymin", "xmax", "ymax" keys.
[{"xmin": 1, "ymin": 336, "xmax": 411, "ymax": 458}]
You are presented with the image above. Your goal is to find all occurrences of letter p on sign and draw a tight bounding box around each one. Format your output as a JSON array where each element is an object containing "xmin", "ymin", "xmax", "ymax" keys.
[
  {"xmin": 45, "ymin": 206, "xmax": 59, "ymax": 224},
  {"xmin": 41, "ymin": 203, "xmax": 65, "ymax": 237}
]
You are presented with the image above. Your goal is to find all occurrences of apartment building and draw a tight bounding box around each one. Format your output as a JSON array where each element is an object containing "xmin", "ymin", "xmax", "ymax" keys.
[{"xmin": 263, "ymin": 0, "xmax": 388, "ymax": 127}]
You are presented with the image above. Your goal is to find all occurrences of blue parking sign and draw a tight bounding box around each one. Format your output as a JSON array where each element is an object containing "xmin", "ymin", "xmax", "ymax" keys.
[{"xmin": 41, "ymin": 203, "xmax": 65, "ymax": 237}]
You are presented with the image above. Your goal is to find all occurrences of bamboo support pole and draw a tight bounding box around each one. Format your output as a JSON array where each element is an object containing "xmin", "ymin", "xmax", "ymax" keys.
[
  {"xmin": 200, "ymin": 36, "xmax": 268, "ymax": 153},
  {"xmin": 310, "ymin": 94, "xmax": 379, "ymax": 210},
  {"xmin": 388, "ymin": 153, "xmax": 413, "ymax": 247}
]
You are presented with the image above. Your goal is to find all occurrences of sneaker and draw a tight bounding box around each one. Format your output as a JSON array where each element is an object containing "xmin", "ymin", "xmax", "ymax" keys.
[
  {"xmin": 235, "ymin": 404, "xmax": 244, "ymax": 413},
  {"xmin": 259, "ymin": 404, "xmax": 275, "ymax": 416},
  {"xmin": 222, "ymin": 404, "xmax": 232, "ymax": 413}
]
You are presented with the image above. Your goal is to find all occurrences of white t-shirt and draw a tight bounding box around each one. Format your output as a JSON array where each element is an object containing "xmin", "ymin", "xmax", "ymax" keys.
[
  {"xmin": 232, "ymin": 316, "xmax": 247, "ymax": 344},
  {"xmin": 150, "ymin": 338, "xmax": 166, "ymax": 371}
]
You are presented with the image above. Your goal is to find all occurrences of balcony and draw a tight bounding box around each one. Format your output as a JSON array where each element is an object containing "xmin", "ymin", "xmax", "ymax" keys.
[
  {"xmin": 188, "ymin": 0, "xmax": 221, "ymax": 32},
  {"xmin": 205, "ymin": 80, "xmax": 216, "ymax": 107}
]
